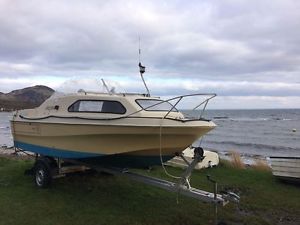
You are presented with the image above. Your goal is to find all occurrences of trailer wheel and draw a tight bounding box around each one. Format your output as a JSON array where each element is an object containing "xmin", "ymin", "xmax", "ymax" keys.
[{"xmin": 34, "ymin": 161, "xmax": 52, "ymax": 188}]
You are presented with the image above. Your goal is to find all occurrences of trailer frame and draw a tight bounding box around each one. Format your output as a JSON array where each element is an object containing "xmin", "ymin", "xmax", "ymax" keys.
[{"xmin": 24, "ymin": 146, "xmax": 239, "ymax": 207}]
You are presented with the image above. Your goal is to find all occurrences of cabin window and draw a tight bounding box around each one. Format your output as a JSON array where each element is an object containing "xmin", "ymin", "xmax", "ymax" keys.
[
  {"xmin": 136, "ymin": 99, "xmax": 177, "ymax": 112},
  {"xmin": 68, "ymin": 100, "xmax": 126, "ymax": 114}
]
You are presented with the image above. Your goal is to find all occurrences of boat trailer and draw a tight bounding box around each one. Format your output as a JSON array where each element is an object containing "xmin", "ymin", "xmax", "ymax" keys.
[
  {"xmin": 21, "ymin": 146, "xmax": 239, "ymax": 207},
  {"xmin": 91, "ymin": 165, "xmax": 239, "ymax": 206}
]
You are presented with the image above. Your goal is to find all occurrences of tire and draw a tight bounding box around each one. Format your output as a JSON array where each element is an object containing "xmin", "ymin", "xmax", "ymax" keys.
[{"xmin": 34, "ymin": 161, "xmax": 52, "ymax": 188}]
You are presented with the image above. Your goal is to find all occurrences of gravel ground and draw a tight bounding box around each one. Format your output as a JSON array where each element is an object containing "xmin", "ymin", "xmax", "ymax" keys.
[{"xmin": 0, "ymin": 146, "xmax": 34, "ymax": 160}]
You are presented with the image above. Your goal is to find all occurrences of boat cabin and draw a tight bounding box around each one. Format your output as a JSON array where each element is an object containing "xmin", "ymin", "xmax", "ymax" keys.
[{"xmin": 19, "ymin": 92, "xmax": 184, "ymax": 119}]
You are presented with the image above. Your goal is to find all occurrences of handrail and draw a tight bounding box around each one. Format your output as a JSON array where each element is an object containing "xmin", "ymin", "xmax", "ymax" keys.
[{"xmin": 127, "ymin": 93, "xmax": 217, "ymax": 120}]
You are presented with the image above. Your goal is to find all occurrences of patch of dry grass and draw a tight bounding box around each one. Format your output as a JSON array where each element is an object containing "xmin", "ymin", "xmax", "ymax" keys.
[
  {"xmin": 229, "ymin": 151, "xmax": 245, "ymax": 169},
  {"xmin": 252, "ymin": 158, "xmax": 271, "ymax": 171}
]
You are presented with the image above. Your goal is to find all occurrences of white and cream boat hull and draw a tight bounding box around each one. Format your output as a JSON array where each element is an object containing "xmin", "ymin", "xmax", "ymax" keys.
[{"xmin": 11, "ymin": 118, "xmax": 215, "ymax": 167}]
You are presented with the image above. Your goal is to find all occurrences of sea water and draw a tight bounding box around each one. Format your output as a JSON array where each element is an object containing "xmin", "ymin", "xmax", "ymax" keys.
[
  {"xmin": 187, "ymin": 109, "xmax": 300, "ymax": 157},
  {"xmin": 0, "ymin": 109, "xmax": 299, "ymax": 157},
  {"xmin": 192, "ymin": 109, "xmax": 300, "ymax": 156}
]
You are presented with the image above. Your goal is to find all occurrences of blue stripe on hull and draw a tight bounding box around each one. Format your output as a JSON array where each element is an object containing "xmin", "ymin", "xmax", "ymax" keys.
[
  {"xmin": 14, "ymin": 141, "xmax": 174, "ymax": 168},
  {"xmin": 14, "ymin": 141, "xmax": 103, "ymax": 158}
]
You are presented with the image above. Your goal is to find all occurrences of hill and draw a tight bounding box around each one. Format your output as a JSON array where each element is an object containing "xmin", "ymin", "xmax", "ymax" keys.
[{"xmin": 0, "ymin": 85, "xmax": 54, "ymax": 111}]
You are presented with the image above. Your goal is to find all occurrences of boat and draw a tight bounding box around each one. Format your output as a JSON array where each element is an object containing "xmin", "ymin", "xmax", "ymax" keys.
[
  {"xmin": 10, "ymin": 90, "xmax": 217, "ymax": 168},
  {"xmin": 6, "ymin": 58, "xmax": 244, "ymax": 207},
  {"xmin": 269, "ymin": 156, "xmax": 300, "ymax": 183},
  {"xmin": 11, "ymin": 58, "xmax": 217, "ymax": 168},
  {"xmin": 166, "ymin": 147, "xmax": 219, "ymax": 169}
]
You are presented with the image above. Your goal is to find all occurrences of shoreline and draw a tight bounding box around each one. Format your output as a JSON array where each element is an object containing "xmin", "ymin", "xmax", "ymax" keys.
[
  {"xmin": 0, "ymin": 146, "xmax": 34, "ymax": 160},
  {"xmin": 0, "ymin": 146, "xmax": 15, "ymax": 154},
  {"xmin": 216, "ymin": 150, "xmax": 271, "ymax": 166}
]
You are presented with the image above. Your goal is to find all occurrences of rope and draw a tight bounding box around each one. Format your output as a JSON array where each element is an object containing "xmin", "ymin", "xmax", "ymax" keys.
[{"xmin": 158, "ymin": 117, "xmax": 181, "ymax": 179}]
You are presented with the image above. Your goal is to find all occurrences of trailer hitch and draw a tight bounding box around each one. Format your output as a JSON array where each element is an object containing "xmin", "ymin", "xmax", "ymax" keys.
[
  {"xmin": 221, "ymin": 191, "xmax": 240, "ymax": 203},
  {"xmin": 207, "ymin": 175, "xmax": 240, "ymax": 204}
]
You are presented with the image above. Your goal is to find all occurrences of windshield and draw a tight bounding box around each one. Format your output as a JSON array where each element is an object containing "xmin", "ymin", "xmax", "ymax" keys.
[{"xmin": 136, "ymin": 99, "xmax": 178, "ymax": 112}]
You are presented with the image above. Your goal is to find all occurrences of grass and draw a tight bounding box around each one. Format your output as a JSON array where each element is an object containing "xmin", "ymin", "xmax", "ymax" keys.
[
  {"xmin": 0, "ymin": 157, "xmax": 299, "ymax": 225},
  {"xmin": 229, "ymin": 151, "xmax": 245, "ymax": 169},
  {"xmin": 252, "ymin": 159, "xmax": 271, "ymax": 172}
]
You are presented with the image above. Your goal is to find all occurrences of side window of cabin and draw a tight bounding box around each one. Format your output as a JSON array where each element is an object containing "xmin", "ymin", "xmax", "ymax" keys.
[
  {"xmin": 68, "ymin": 100, "xmax": 126, "ymax": 114},
  {"xmin": 79, "ymin": 101, "xmax": 103, "ymax": 112}
]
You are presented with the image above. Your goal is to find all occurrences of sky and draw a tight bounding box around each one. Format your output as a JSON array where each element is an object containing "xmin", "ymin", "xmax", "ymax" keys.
[{"xmin": 0, "ymin": 0, "xmax": 300, "ymax": 109}]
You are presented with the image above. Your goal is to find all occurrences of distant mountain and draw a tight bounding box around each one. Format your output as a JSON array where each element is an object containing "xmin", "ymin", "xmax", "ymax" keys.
[{"xmin": 0, "ymin": 85, "xmax": 54, "ymax": 111}]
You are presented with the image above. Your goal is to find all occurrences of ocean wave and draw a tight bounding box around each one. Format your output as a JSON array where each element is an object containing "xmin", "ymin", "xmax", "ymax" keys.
[
  {"xmin": 204, "ymin": 140, "xmax": 300, "ymax": 152},
  {"xmin": 213, "ymin": 117, "xmax": 269, "ymax": 121},
  {"xmin": 213, "ymin": 116, "xmax": 229, "ymax": 120},
  {"xmin": 212, "ymin": 117, "xmax": 293, "ymax": 122}
]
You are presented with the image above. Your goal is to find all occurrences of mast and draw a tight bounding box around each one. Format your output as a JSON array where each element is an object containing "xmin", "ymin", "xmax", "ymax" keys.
[{"xmin": 139, "ymin": 37, "xmax": 150, "ymax": 96}]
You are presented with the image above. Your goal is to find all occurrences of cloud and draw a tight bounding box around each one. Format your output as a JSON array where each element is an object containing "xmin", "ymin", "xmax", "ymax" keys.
[
  {"xmin": 0, "ymin": 0, "xmax": 299, "ymax": 108},
  {"xmin": 0, "ymin": 76, "xmax": 65, "ymax": 93}
]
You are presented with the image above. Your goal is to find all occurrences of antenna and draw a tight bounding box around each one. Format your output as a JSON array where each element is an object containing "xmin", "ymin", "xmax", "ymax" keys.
[
  {"xmin": 139, "ymin": 36, "xmax": 141, "ymax": 63},
  {"xmin": 139, "ymin": 37, "xmax": 150, "ymax": 97},
  {"xmin": 101, "ymin": 78, "xmax": 111, "ymax": 94}
]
